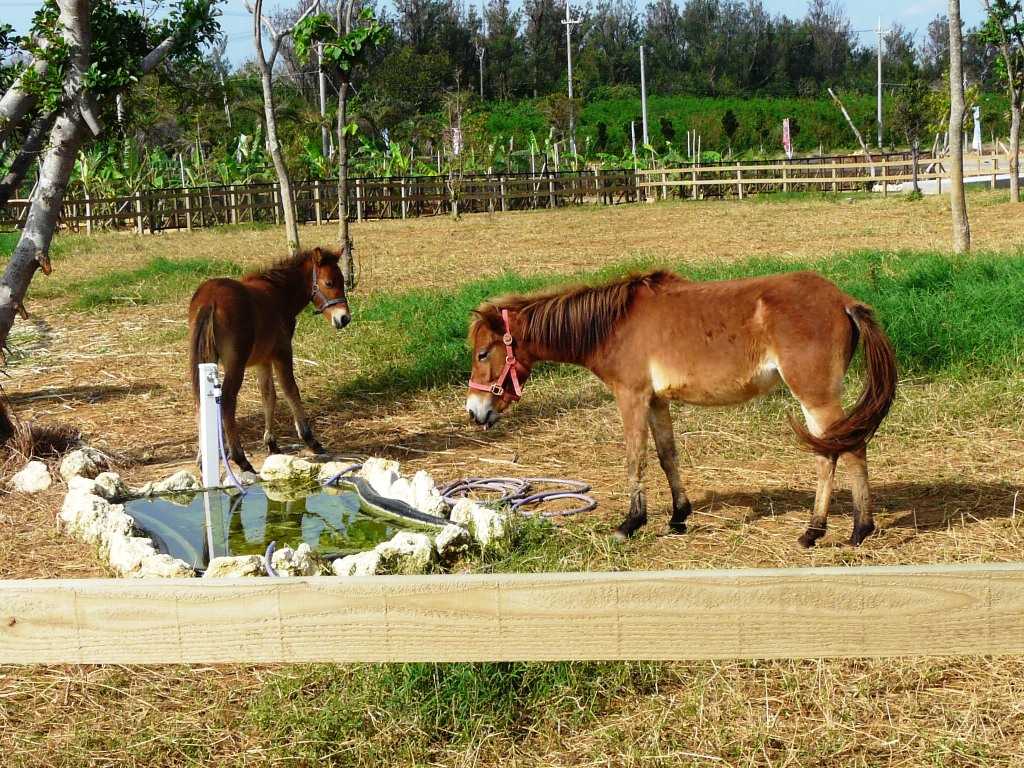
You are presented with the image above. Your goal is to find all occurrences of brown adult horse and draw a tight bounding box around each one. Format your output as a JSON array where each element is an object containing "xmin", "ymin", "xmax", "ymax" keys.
[
  {"xmin": 467, "ymin": 269, "xmax": 898, "ymax": 548},
  {"xmin": 188, "ymin": 247, "xmax": 350, "ymax": 474}
]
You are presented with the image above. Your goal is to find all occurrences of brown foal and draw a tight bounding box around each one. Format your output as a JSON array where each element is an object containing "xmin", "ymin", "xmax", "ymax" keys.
[
  {"xmin": 467, "ymin": 269, "xmax": 897, "ymax": 548},
  {"xmin": 188, "ymin": 247, "xmax": 350, "ymax": 474}
]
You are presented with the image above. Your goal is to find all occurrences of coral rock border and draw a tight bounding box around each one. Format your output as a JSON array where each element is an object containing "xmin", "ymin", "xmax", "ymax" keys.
[{"xmin": 48, "ymin": 449, "xmax": 510, "ymax": 579}]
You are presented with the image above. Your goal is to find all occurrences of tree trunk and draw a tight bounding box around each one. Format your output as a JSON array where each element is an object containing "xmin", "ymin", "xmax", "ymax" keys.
[
  {"xmin": 948, "ymin": 0, "xmax": 971, "ymax": 253},
  {"xmin": 0, "ymin": 0, "xmax": 92, "ymax": 353},
  {"xmin": 249, "ymin": 0, "xmax": 303, "ymax": 256},
  {"xmin": 0, "ymin": 114, "xmax": 86, "ymax": 355},
  {"xmin": 0, "ymin": 57, "xmax": 47, "ymax": 147},
  {"xmin": 828, "ymin": 87, "xmax": 876, "ymax": 178},
  {"xmin": 0, "ymin": 111, "xmax": 57, "ymax": 208},
  {"xmin": 335, "ymin": 0, "xmax": 358, "ymax": 290},
  {"xmin": 1009, "ymin": 101, "xmax": 1021, "ymax": 203},
  {"xmin": 259, "ymin": 70, "xmax": 301, "ymax": 254},
  {"xmin": 912, "ymin": 139, "xmax": 920, "ymax": 194},
  {"xmin": 0, "ymin": 0, "xmax": 204, "ymax": 356},
  {"xmin": 338, "ymin": 80, "xmax": 354, "ymax": 288}
]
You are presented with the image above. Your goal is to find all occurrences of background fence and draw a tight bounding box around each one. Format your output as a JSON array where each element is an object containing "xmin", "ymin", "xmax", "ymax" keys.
[
  {"xmin": 2, "ymin": 563, "xmax": 1023, "ymax": 663},
  {"xmin": 5, "ymin": 151, "xmax": 1003, "ymax": 235}
]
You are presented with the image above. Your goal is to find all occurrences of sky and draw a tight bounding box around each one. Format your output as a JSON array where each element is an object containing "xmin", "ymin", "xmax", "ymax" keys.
[{"xmin": 2, "ymin": 0, "xmax": 990, "ymax": 69}]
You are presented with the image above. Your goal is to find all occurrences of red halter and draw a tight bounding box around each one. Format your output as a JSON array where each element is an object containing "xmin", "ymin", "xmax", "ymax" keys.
[{"xmin": 469, "ymin": 309, "xmax": 531, "ymax": 402}]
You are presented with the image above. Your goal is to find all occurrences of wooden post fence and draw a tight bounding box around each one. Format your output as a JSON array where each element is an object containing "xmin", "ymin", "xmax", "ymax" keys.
[
  {"xmin": 2, "ymin": 563, "xmax": 1024, "ymax": 664},
  {"xmin": 5, "ymin": 152, "xmax": 1022, "ymax": 232}
]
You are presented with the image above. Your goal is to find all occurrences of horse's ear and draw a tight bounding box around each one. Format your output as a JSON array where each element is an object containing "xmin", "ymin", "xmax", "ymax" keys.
[
  {"xmin": 311, "ymin": 247, "xmax": 323, "ymax": 266},
  {"xmin": 471, "ymin": 303, "xmax": 504, "ymax": 335}
]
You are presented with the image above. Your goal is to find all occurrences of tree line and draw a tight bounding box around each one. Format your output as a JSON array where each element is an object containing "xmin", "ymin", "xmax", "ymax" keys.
[{"xmin": 0, "ymin": 0, "xmax": 1011, "ymax": 199}]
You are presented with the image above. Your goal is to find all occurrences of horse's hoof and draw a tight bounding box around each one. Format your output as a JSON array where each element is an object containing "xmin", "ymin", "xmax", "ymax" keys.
[
  {"xmin": 612, "ymin": 529, "xmax": 629, "ymax": 543},
  {"xmin": 666, "ymin": 521, "xmax": 687, "ymax": 535},
  {"xmin": 848, "ymin": 522, "xmax": 876, "ymax": 547},
  {"xmin": 797, "ymin": 531, "xmax": 821, "ymax": 549},
  {"xmin": 310, "ymin": 441, "xmax": 328, "ymax": 455},
  {"xmin": 266, "ymin": 440, "xmax": 280, "ymax": 454}
]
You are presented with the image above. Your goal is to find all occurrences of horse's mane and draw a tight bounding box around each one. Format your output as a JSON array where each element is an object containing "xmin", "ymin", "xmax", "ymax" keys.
[
  {"xmin": 475, "ymin": 269, "xmax": 683, "ymax": 359},
  {"xmin": 247, "ymin": 248, "xmax": 339, "ymax": 289}
]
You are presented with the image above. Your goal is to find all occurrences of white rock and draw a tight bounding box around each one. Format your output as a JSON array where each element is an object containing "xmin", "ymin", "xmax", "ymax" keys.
[
  {"xmin": 152, "ymin": 470, "xmax": 201, "ymax": 495},
  {"xmin": 332, "ymin": 550, "xmax": 383, "ymax": 577},
  {"xmin": 58, "ymin": 490, "xmax": 134, "ymax": 546},
  {"xmin": 434, "ymin": 523, "xmax": 473, "ymax": 563},
  {"xmin": 203, "ymin": 555, "xmax": 266, "ymax": 578},
  {"xmin": 67, "ymin": 476, "xmax": 99, "ymax": 495},
  {"xmin": 10, "ymin": 461, "xmax": 52, "ymax": 493},
  {"xmin": 264, "ymin": 484, "xmax": 312, "ymax": 502},
  {"xmin": 450, "ymin": 499, "xmax": 511, "ymax": 549},
  {"xmin": 358, "ymin": 457, "xmax": 401, "ymax": 496},
  {"xmin": 93, "ymin": 472, "xmax": 130, "ymax": 500},
  {"xmin": 411, "ymin": 470, "xmax": 448, "ymax": 517},
  {"xmin": 104, "ymin": 532, "xmax": 158, "ymax": 576},
  {"xmin": 317, "ymin": 461, "xmax": 360, "ymax": 485},
  {"xmin": 136, "ymin": 554, "xmax": 196, "ymax": 578},
  {"xmin": 375, "ymin": 531, "xmax": 435, "ymax": 574},
  {"xmin": 59, "ymin": 447, "xmax": 108, "ymax": 482},
  {"xmin": 270, "ymin": 543, "xmax": 325, "ymax": 577},
  {"xmin": 387, "ymin": 477, "xmax": 417, "ymax": 508},
  {"xmin": 259, "ymin": 454, "xmax": 318, "ymax": 483},
  {"xmin": 223, "ymin": 470, "xmax": 258, "ymax": 488}
]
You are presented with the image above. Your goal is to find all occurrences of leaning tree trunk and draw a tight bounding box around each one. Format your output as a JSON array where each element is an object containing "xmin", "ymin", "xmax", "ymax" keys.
[
  {"xmin": 0, "ymin": 115, "xmax": 84, "ymax": 354},
  {"xmin": 1009, "ymin": 101, "xmax": 1021, "ymax": 203},
  {"xmin": 0, "ymin": 56, "xmax": 47, "ymax": 147},
  {"xmin": 0, "ymin": 111, "xmax": 57, "ymax": 208},
  {"xmin": 0, "ymin": 0, "xmax": 92, "ymax": 353},
  {"xmin": 0, "ymin": 0, "xmax": 206, "ymax": 355},
  {"xmin": 948, "ymin": 0, "xmax": 971, "ymax": 254}
]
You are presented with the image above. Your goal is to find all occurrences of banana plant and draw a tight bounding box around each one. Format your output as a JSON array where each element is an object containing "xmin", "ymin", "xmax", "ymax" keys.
[{"xmin": 298, "ymin": 137, "xmax": 336, "ymax": 181}]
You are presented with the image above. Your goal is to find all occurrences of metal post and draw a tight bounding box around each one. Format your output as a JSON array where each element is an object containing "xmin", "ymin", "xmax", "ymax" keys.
[
  {"xmin": 877, "ymin": 17, "xmax": 884, "ymax": 150},
  {"xmin": 197, "ymin": 363, "xmax": 221, "ymax": 489},
  {"xmin": 478, "ymin": 0, "xmax": 486, "ymax": 98},
  {"xmin": 562, "ymin": 1, "xmax": 580, "ymax": 156},
  {"xmin": 640, "ymin": 45, "xmax": 649, "ymax": 148}
]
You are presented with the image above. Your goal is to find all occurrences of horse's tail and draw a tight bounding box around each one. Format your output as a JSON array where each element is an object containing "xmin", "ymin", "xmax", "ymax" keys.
[
  {"xmin": 792, "ymin": 303, "xmax": 898, "ymax": 456},
  {"xmin": 188, "ymin": 303, "xmax": 219, "ymax": 403}
]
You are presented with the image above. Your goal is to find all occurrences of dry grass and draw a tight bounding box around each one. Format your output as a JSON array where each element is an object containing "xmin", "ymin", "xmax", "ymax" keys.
[{"xmin": 2, "ymin": 190, "xmax": 1024, "ymax": 766}]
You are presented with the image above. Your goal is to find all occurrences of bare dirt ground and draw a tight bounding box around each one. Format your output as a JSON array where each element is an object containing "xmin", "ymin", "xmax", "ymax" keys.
[{"xmin": 2, "ymin": 191, "xmax": 1024, "ymax": 766}]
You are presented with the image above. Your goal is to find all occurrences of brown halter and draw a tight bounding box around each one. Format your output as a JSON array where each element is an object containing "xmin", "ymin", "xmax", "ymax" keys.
[{"xmin": 469, "ymin": 308, "xmax": 531, "ymax": 402}]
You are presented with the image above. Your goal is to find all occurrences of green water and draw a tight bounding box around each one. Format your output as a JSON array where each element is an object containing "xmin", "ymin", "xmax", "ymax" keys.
[{"xmin": 123, "ymin": 483, "xmax": 415, "ymax": 572}]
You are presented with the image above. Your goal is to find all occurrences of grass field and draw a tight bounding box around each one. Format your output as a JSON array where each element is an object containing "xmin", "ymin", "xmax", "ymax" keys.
[{"xmin": 2, "ymin": 191, "xmax": 1024, "ymax": 766}]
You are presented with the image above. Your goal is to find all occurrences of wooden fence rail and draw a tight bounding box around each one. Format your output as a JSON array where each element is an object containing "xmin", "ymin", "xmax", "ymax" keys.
[
  {"xmin": 2, "ymin": 563, "xmax": 1023, "ymax": 663},
  {"xmin": 6, "ymin": 151, "xmax": 1002, "ymax": 234}
]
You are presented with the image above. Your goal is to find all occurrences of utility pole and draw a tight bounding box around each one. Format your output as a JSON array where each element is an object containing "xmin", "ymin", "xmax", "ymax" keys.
[
  {"xmin": 477, "ymin": 1, "xmax": 485, "ymax": 99},
  {"xmin": 318, "ymin": 0, "xmax": 329, "ymax": 158},
  {"xmin": 877, "ymin": 17, "xmax": 885, "ymax": 150},
  {"xmin": 562, "ymin": 0, "xmax": 581, "ymax": 155},
  {"xmin": 477, "ymin": 46, "xmax": 485, "ymax": 98},
  {"xmin": 220, "ymin": 73, "xmax": 232, "ymax": 128},
  {"xmin": 640, "ymin": 45, "xmax": 649, "ymax": 146}
]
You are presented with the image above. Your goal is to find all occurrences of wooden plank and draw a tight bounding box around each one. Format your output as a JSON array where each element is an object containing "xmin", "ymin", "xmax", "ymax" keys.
[
  {"xmin": 637, "ymin": 170, "xmax": 948, "ymax": 191},
  {"xmin": 1, "ymin": 564, "xmax": 1023, "ymax": 664}
]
